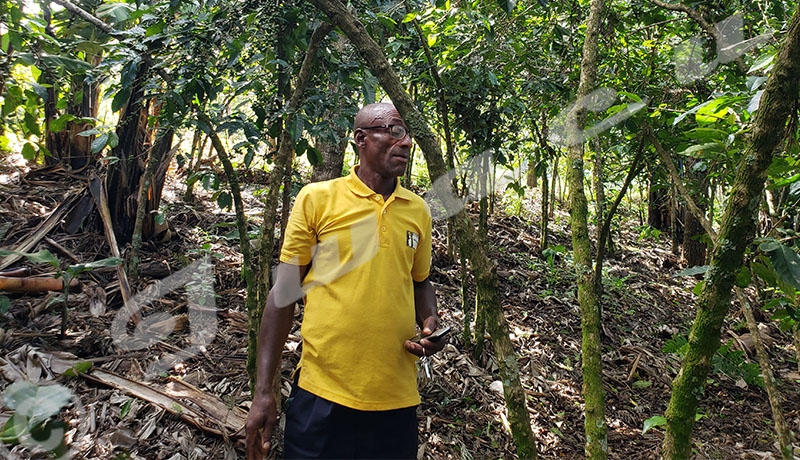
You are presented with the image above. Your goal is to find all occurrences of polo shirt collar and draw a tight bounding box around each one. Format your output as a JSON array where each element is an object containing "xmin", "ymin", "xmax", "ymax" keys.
[{"xmin": 346, "ymin": 165, "xmax": 415, "ymax": 201}]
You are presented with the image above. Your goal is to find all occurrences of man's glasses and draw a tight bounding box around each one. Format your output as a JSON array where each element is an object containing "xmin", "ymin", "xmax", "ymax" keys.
[{"xmin": 360, "ymin": 124, "xmax": 411, "ymax": 139}]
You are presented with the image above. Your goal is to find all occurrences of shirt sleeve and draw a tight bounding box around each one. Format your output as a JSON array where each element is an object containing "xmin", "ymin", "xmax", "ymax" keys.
[
  {"xmin": 280, "ymin": 186, "xmax": 317, "ymax": 266},
  {"xmin": 411, "ymin": 202, "xmax": 432, "ymax": 282}
]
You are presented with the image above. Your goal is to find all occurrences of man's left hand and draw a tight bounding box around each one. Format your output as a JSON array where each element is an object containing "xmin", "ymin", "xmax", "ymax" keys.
[{"xmin": 403, "ymin": 316, "xmax": 446, "ymax": 357}]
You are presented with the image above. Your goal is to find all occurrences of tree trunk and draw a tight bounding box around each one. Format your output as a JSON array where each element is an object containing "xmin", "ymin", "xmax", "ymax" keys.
[
  {"xmin": 594, "ymin": 139, "xmax": 645, "ymax": 292},
  {"xmin": 593, "ymin": 141, "xmax": 605, "ymax": 243},
  {"xmin": 128, "ymin": 129, "xmax": 175, "ymax": 278},
  {"xmin": 279, "ymin": 164, "xmax": 293, "ymax": 248},
  {"xmin": 460, "ymin": 255, "xmax": 471, "ymax": 348},
  {"xmin": 737, "ymin": 288, "xmax": 795, "ymax": 459},
  {"xmin": 564, "ymin": 0, "xmax": 608, "ymax": 457},
  {"xmin": 670, "ymin": 189, "xmax": 682, "ymax": 255},
  {"xmin": 647, "ymin": 180, "xmax": 671, "ymax": 232},
  {"xmin": 252, "ymin": 22, "xmax": 334, "ymax": 389},
  {"xmin": 64, "ymin": 54, "xmax": 102, "ymax": 170},
  {"xmin": 184, "ymin": 133, "xmax": 210, "ymax": 202},
  {"xmin": 307, "ymin": 1, "xmax": 540, "ymax": 457},
  {"xmin": 106, "ymin": 58, "xmax": 152, "ymax": 245},
  {"xmin": 549, "ymin": 154, "xmax": 558, "ymax": 218},
  {"xmin": 681, "ymin": 158, "xmax": 709, "ymax": 266},
  {"xmin": 310, "ymin": 122, "xmax": 348, "ymax": 182},
  {"xmin": 662, "ymin": 7, "xmax": 800, "ymax": 458},
  {"xmin": 540, "ymin": 166, "xmax": 549, "ymax": 254}
]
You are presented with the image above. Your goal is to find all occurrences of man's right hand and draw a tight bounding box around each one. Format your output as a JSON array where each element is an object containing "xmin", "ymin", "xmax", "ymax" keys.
[{"xmin": 245, "ymin": 391, "xmax": 278, "ymax": 460}]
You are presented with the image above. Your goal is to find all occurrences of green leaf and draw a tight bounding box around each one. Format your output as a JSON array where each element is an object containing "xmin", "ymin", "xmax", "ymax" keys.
[
  {"xmin": 642, "ymin": 415, "xmax": 666, "ymax": 435},
  {"xmin": 692, "ymin": 280, "xmax": 705, "ymax": 296},
  {"xmin": 145, "ymin": 21, "xmax": 165, "ymax": 37},
  {"xmin": 749, "ymin": 53, "xmax": 775, "ymax": 73},
  {"xmin": 77, "ymin": 127, "xmax": 104, "ymax": 137},
  {"xmin": 306, "ymin": 146, "xmax": 322, "ymax": 166},
  {"xmin": 24, "ymin": 111, "xmax": 41, "ymax": 137},
  {"xmin": 67, "ymin": 257, "xmax": 122, "ymax": 275},
  {"xmin": 496, "ymin": 0, "xmax": 516, "ymax": 14},
  {"xmin": 91, "ymin": 133, "xmax": 109, "ymax": 154},
  {"xmin": 427, "ymin": 33, "xmax": 439, "ymax": 48},
  {"xmin": 1, "ymin": 415, "xmax": 25, "ymax": 444},
  {"xmin": 402, "ymin": 13, "xmax": 417, "ymax": 23},
  {"xmin": 120, "ymin": 399, "xmax": 132, "ymax": 418},
  {"xmin": 63, "ymin": 361, "xmax": 92, "ymax": 377},
  {"xmin": 764, "ymin": 243, "xmax": 800, "ymax": 292},
  {"xmin": 617, "ymin": 91, "xmax": 643, "ymax": 103},
  {"xmin": 751, "ymin": 260, "xmax": 777, "ymax": 287},
  {"xmin": 111, "ymin": 88, "xmax": 131, "ymax": 113},
  {"xmin": 0, "ymin": 296, "xmax": 9, "ymax": 315},
  {"xmin": 735, "ymin": 266, "xmax": 751, "ymax": 288},
  {"xmin": 96, "ymin": 3, "xmax": 134, "ymax": 22},
  {"xmin": 0, "ymin": 249, "xmax": 60, "ymax": 267},
  {"xmin": 759, "ymin": 241, "xmax": 780, "ymax": 252},
  {"xmin": 632, "ymin": 380, "xmax": 652, "ymax": 389},
  {"xmin": 674, "ymin": 265, "xmax": 708, "ymax": 277},
  {"xmin": 30, "ymin": 82, "xmax": 50, "ymax": 102},
  {"xmin": 21, "ymin": 142, "xmax": 37, "ymax": 161},
  {"xmin": 107, "ymin": 132, "xmax": 119, "ymax": 149},
  {"xmin": 684, "ymin": 128, "xmax": 728, "ymax": 143},
  {"xmin": 50, "ymin": 114, "xmax": 76, "ymax": 133},
  {"xmin": 40, "ymin": 55, "xmax": 92, "ymax": 73},
  {"xmin": 677, "ymin": 142, "xmax": 724, "ymax": 158},
  {"xmin": 217, "ymin": 191, "xmax": 232, "ymax": 209},
  {"xmin": 3, "ymin": 381, "xmax": 72, "ymax": 427}
]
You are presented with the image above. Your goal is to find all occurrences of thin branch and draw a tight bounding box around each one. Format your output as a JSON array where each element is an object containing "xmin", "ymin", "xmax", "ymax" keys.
[
  {"xmin": 594, "ymin": 132, "xmax": 646, "ymax": 290},
  {"xmin": 50, "ymin": 0, "xmax": 114, "ymax": 34},
  {"xmin": 406, "ymin": 5, "xmax": 455, "ymax": 171},
  {"xmin": 647, "ymin": 0, "xmax": 749, "ymax": 74}
]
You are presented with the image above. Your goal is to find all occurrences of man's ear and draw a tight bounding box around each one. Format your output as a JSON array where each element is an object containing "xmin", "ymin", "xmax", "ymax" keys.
[{"xmin": 354, "ymin": 128, "xmax": 366, "ymax": 148}]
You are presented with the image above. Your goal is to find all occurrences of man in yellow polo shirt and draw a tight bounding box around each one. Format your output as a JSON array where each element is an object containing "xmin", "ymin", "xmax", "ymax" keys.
[{"xmin": 245, "ymin": 103, "xmax": 445, "ymax": 459}]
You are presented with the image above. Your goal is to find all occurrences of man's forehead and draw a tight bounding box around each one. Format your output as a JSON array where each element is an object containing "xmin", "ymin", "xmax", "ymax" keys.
[
  {"xmin": 368, "ymin": 113, "xmax": 404, "ymax": 125},
  {"xmin": 354, "ymin": 103, "xmax": 406, "ymax": 128}
]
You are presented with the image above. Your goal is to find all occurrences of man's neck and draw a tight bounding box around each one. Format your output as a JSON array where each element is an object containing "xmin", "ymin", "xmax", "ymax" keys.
[{"xmin": 356, "ymin": 167, "xmax": 396, "ymax": 200}]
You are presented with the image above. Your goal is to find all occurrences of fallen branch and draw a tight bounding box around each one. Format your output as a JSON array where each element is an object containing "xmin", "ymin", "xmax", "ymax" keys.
[
  {"xmin": 44, "ymin": 236, "xmax": 80, "ymax": 263},
  {"xmin": 83, "ymin": 369, "xmax": 247, "ymax": 438},
  {"xmin": 0, "ymin": 268, "xmax": 31, "ymax": 277},
  {"xmin": 0, "ymin": 275, "xmax": 79, "ymax": 292},
  {"xmin": 88, "ymin": 175, "xmax": 138, "ymax": 325}
]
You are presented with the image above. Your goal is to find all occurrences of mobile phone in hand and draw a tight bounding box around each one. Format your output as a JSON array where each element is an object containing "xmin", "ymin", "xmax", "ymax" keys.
[{"xmin": 411, "ymin": 326, "xmax": 451, "ymax": 343}]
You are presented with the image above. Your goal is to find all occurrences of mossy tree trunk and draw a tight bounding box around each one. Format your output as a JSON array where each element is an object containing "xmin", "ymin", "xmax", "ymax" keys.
[
  {"xmin": 128, "ymin": 129, "xmax": 175, "ymax": 278},
  {"xmin": 307, "ymin": 0, "xmax": 539, "ymax": 457},
  {"xmin": 549, "ymin": 154, "xmax": 558, "ymax": 218},
  {"xmin": 565, "ymin": 0, "xmax": 608, "ymax": 457},
  {"xmin": 661, "ymin": 7, "xmax": 800, "ymax": 458}
]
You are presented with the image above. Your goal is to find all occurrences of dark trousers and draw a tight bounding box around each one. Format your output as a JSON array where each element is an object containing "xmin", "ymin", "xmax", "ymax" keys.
[{"xmin": 283, "ymin": 386, "xmax": 418, "ymax": 460}]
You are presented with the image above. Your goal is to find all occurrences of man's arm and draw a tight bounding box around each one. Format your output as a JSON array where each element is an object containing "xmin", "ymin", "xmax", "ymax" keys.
[
  {"xmin": 404, "ymin": 278, "xmax": 446, "ymax": 357},
  {"xmin": 245, "ymin": 262, "xmax": 309, "ymax": 460}
]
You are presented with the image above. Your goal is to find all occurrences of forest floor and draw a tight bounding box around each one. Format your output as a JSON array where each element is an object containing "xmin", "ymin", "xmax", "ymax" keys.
[{"xmin": 1, "ymin": 160, "xmax": 799, "ymax": 459}]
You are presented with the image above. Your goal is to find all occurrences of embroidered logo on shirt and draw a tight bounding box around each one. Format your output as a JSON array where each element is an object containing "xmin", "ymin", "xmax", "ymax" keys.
[{"xmin": 406, "ymin": 231, "xmax": 419, "ymax": 250}]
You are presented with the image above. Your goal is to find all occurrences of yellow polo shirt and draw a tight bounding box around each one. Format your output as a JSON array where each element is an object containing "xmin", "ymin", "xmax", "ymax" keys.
[{"xmin": 280, "ymin": 166, "xmax": 432, "ymax": 410}]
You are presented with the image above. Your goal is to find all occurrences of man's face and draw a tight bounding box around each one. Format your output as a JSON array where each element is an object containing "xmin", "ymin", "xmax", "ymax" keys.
[{"xmin": 354, "ymin": 105, "xmax": 412, "ymax": 179}]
